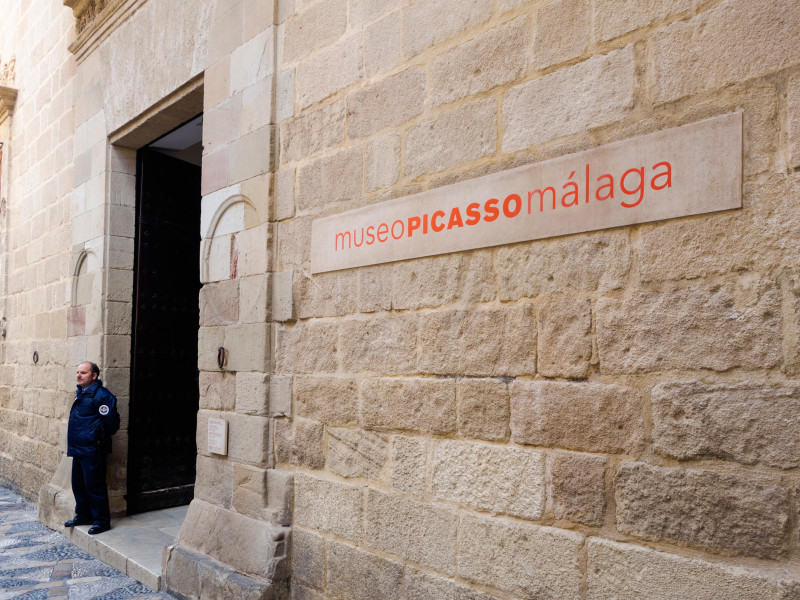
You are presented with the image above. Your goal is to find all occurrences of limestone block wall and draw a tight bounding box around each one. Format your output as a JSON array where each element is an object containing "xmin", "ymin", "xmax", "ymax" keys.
[
  {"xmin": 273, "ymin": 0, "xmax": 800, "ymax": 598},
  {"xmin": 0, "ymin": 0, "xmax": 76, "ymax": 497}
]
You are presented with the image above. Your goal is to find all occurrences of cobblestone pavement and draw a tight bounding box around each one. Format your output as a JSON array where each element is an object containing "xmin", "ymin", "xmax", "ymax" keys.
[{"xmin": 0, "ymin": 486, "xmax": 175, "ymax": 600}]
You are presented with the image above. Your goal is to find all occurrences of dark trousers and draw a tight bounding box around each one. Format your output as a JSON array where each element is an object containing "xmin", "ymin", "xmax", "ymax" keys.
[{"xmin": 71, "ymin": 454, "xmax": 110, "ymax": 526}]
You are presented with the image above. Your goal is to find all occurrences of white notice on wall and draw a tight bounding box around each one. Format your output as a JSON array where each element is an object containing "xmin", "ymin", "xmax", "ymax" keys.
[
  {"xmin": 311, "ymin": 112, "xmax": 743, "ymax": 273},
  {"xmin": 207, "ymin": 418, "xmax": 228, "ymax": 455}
]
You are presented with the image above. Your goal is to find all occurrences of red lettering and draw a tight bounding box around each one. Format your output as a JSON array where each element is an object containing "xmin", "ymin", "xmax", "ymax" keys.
[
  {"xmin": 484, "ymin": 199, "xmax": 499, "ymax": 222},
  {"xmin": 447, "ymin": 207, "xmax": 464, "ymax": 229},
  {"xmin": 620, "ymin": 167, "xmax": 645, "ymax": 208},
  {"xmin": 391, "ymin": 219, "xmax": 404, "ymax": 239},
  {"xmin": 651, "ymin": 161, "xmax": 672, "ymax": 190},
  {"xmin": 377, "ymin": 223, "xmax": 389, "ymax": 242},
  {"xmin": 366, "ymin": 225, "xmax": 375, "ymax": 245},
  {"xmin": 529, "ymin": 188, "xmax": 556, "ymax": 212},
  {"xmin": 335, "ymin": 231, "xmax": 351, "ymax": 250},
  {"xmin": 503, "ymin": 194, "xmax": 521, "ymax": 218},
  {"xmin": 595, "ymin": 174, "xmax": 614, "ymax": 201},
  {"xmin": 562, "ymin": 171, "xmax": 579, "ymax": 207},
  {"xmin": 354, "ymin": 228, "xmax": 364, "ymax": 247},
  {"xmin": 431, "ymin": 211, "xmax": 446, "ymax": 232},
  {"xmin": 465, "ymin": 202, "xmax": 481, "ymax": 226},
  {"xmin": 408, "ymin": 216, "xmax": 421, "ymax": 237},
  {"xmin": 423, "ymin": 213, "xmax": 429, "ymax": 234}
]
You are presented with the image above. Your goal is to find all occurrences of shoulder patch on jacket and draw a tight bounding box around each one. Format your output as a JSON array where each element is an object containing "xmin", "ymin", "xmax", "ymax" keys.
[{"xmin": 99, "ymin": 405, "xmax": 109, "ymax": 416}]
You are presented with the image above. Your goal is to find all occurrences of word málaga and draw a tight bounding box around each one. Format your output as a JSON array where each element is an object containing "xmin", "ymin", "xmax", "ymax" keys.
[{"xmin": 334, "ymin": 161, "xmax": 672, "ymax": 251}]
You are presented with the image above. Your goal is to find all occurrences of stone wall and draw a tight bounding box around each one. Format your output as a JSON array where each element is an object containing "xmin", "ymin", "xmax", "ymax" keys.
[{"xmin": 273, "ymin": 0, "xmax": 800, "ymax": 597}]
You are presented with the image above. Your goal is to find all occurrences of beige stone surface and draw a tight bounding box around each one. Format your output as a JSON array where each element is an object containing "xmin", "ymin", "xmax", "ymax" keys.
[
  {"xmin": 532, "ymin": 0, "xmax": 588, "ymax": 69},
  {"xmin": 652, "ymin": 381, "xmax": 800, "ymax": 469},
  {"xmin": 276, "ymin": 321, "xmax": 338, "ymax": 373},
  {"xmin": 503, "ymin": 46, "xmax": 634, "ymax": 151},
  {"xmin": 231, "ymin": 463, "xmax": 268, "ymax": 519},
  {"xmin": 199, "ymin": 372, "xmax": 237, "ymax": 411},
  {"xmin": 275, "ymin": 168, "xmax": 295, "ymax": 221},
  {"xmin": 593, "ymin": 0, "xmax": 693, "ymax": 41},
  {"xmin": 275, "ymin": 417, "xmax": 324, "ymax": 469},
  {"xmin": 349, "ymin": 0, "xmax": 402, "ymax": 27},
  {"xmin": 510, "ymin": 381, "xmax": 644, "ymax": 453},
  {"xmin": 293, "ymin": 473, "xmax": 362, "ymax": 540},
  {"xmin": 430, "ymin": 16, "xmax": 529, "ymax": 107},
  {"xmin": 346, "ymin": 68, "xmax": 425, "ymax": 139},
  {"xmin": 432, "ymin": 440, "xmax": 545, "ymax": 519},
  {"xmin": 615, "ymin": 462, "xmax": 790, "ymax": 558},
  {"xmin": 405, "ymin": 568, "xmax": 502, "ymax": 600},
  {"xmin": 234, "ymin": 371, "xmax": 268, "ymax": 415},
  {"xmin": 296, "ymin": 34, "xmax": 363, "ymax": 109},
  {"xmin": 339, "ymin": 314, "xmax": 418, "ymax": 374},
  {"xmin": 292, "ymin": 527, "xmax": 324, "ymax": 589},
  {"xmin": 365, "ymin": 489, "xmax": 457, "ymax": 574},
  {"xmin": 392, "ymin": 251, "xmax": 494, "ymax": 310},
  {"xmin": 294, "ymin": 269, "xmax": 358, "ymax": 319},
  {"xmin": 419, "ymin": 305, "xmax": 536, "ymax": 376},
  {"xmin": 790, "ymin": 75, "xmax": 800, "ymax": 168},
  {"xmin": 456, "ymin": 378, "xmax": 509, "ymax": 441},
  {"xmin": 365, "ymin": 133, "xmax": 400, "ymax": 192},
  {"xmin": 404, "ymin": 99, "xmax": 497, "ymax": 179},
  {"xmin": 551, "ymin": 451, "xmax": 606, "ymax": 526},
  {"xmin": 402, "ymin": 0, "xmax": 494, "ymax": 58},
  {"xmin": 652, "ymin": 0, "xmax": 800, "ymax": 103},
  {"xmin": 596, "ymin": 279, "xmax": 782, "ymax": 373},
  {"xmin": 327, "ymin": 426, "xmax": 388, "ymax": 479},
  {"xmin": 458, "ymin": 513, "xmax": 584, "ymax": 599},
  {"xmin": 537, "ymin": 298, "xmax": 593, "ymax": 379},
  {"xmin": 238, "ymin": 274, "xmax": 268, "ymax": 324},
  {"xmin": 296, "ymin": 145, "xmax": 362, "ymax": 211},
  {"xmin": 364, "ymin": 11, "xmax": 401, "ymax": 77},
  {"xmin": 282, "ymin": 0, "xmax": 347, "ymax": 65},
  {"xmin": 226, "ymin": 413, "xmax": 272, "ymax": 466},
  {"xmin": 496, "ymin": 232, "xmax": 631, "ymax": 298},
  {"xmin": 194, "ymin": 455, "xmax": 233, "ymax": 508},
  {"xmin": 588, "ymin": 538, "xmax": 799, "ymax": 600},
  {"xmin": 326, "ymin": 541, "xmax": 404, "ymax": 600},
  {"xmin": 224, "ymin": 323, "xmax": 270, "ymax": 372},
  {"xmin": 361, "ymin": 377, "xmax": 456, "ymax": 433},
  {"xmin": 280, "ymin": 101, "xmax": 345, "ymax": 164},
  {"xmin": 294, "ymin": 376, "xmax": 358, "ymax": 424},
  {"xmin": 390, "ymin": 435, "xmax": 426, "ymax": 496}
]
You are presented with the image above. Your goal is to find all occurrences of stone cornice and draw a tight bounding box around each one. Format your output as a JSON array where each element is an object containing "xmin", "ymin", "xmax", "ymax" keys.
[
  {"xmin": 64, "ymin": 0, "xmax": 145, "ymax": 61},
  {"xmin": 0, "ymin": 86, "xmax": 18, "ymax": 123}
]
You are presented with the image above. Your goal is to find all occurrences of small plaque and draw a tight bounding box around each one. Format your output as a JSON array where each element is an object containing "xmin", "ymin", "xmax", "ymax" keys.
[{"xmin": 207, "ymin": 417, "xmax": 228, "ymax": 455}]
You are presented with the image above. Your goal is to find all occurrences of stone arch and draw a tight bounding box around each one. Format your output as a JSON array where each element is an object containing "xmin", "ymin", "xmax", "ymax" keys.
[{"xmin": 70, "ymin": 247, "xmax": 97, "ymax": 307}]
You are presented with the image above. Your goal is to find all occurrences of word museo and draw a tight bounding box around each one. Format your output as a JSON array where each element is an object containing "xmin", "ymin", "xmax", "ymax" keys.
[{"xmin": 334, "ymin": 161, "xmax": 673, "ymax": 250}]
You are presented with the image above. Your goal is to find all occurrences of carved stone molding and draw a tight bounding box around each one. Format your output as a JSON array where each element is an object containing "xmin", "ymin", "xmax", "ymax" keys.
[
  {"xmin": 64, "ymin": 0, "xmax": 144, "ymax": 61},
  {"xmin": 0, "ymin": 86, "xmax": 18, "ymax": 123},
  {"xmin": 0, "ymin": 58, "xmax": 15, "ymax": 87}
]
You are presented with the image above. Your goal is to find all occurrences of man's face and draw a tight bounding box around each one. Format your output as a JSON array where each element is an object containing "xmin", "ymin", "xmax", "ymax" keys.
[{"xmin": 76, "ymin": 363, "xmax": 97, "ymax": 389}]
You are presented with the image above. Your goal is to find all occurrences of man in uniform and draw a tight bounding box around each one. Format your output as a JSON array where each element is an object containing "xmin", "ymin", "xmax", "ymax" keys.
[{"xmin": 64, "ymin": 361, "xmax": 120, "ymax": 535}]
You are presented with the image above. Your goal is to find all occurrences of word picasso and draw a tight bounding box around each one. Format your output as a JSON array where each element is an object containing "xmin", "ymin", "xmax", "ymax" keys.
[{"xmin": 334, "ymin": 161, "xmax": 672, "ymax": 250}]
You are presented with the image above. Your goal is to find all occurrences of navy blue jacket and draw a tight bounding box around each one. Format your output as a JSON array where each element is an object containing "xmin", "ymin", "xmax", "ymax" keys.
[{"xmin": 67, "ymin": 380, "xmax": 120, "ymax": 457}]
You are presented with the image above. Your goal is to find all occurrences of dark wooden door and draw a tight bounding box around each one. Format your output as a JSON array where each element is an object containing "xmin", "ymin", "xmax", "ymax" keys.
[{"xmin": 128, "ymin": 147, "xmax": 201, "ymax": 514}]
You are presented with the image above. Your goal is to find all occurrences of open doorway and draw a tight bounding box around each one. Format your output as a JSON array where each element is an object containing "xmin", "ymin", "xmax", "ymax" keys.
[{"xmin": 127, "ymin": 115, "xmax": 203, "ymax": 514}]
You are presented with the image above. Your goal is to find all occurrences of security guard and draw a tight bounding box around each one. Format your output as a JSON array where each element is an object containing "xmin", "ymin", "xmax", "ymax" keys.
[{"xmin": 64, "ymin": 361, "xmax": 120, "ymax": 535}]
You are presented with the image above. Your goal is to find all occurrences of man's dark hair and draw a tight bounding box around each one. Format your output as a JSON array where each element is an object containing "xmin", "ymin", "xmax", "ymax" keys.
[{"xmin": 87, "ymin": 362, "xmax": 100, "ymax": 377}]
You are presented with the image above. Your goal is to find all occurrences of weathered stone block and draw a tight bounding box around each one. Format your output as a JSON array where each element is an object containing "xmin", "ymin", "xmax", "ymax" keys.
[
  {"xmin": 593, "ymin": 0, "xmax": 692, "ymax": 42},
  {"xmin": 456, "ymin": 378, "xmax": 509, "ymax": 441},
  {"xmin": 392, "ymin": 251, "xmax": 494, "ymax": 310},
  {"xmin": 294, "ymin": 473, "xmax": 362, "ymax": 540},
  {"xmin": 235, "ymin": 371, "xmax": 268, "ymax": 415},
  {"xmin": 419, "ymin": 305, "xmax": 536, "ymax": 376},
  {"xmin": 503, "ymin": 46, "xmax": 634, "ymax": 151},
  {"xmin": 225, "ymin": 323, "xmax": 269, "ymax": 372},
  {"xmin": 510, "ymin": 381, "xmax": 644, "ymax": 453},
  {"xmin": 404, "ymin": 99, "xmax": 496, "ymax": 179},
  {"xmin": 364, "ymin": 11, "xmax": 401, "ymax": 77},
  {"xmin": 361, "ymin": 378, "xmax": 456, "ymax": 434},
  {"xmin": 227, "ymin": 413, "xmax": 272, "ymax": 466},
  {"xmin": 276, "ymin": 321, "xmax": 338, "ymax": 374},
  {"xmin": 349, "ymin": 0, "xmax": 402, "ymax": 27},
  {"xmin": 588, "ymin": 537, "xmax": 800, "ymax": 600},
  {"xmin": 294, "ymin": 376, "xmax": 358, "ymax": 424},
  {"xmin": 279, "ymin": 101, "xmax": 345, "ymax": 164},
  {"xmin": 790, "ymin": 75, "xmax": 800, "ymax": 169},
  {"xmin": 231, "ymin": 463, "xmax": 267, "ymax": 519},
  {"xmin": 296, "ymin": 35, "xmax": 363, "ymax": 109},
  {"xmin": 275, "ymin": 417, "xmax": 324, "ymax": 469},
  {"xmin": 339, "ymin": 314, "xmax": 418, "ymax": 374},
  {"xmin": 269, "ymin": 375, "xmax": 292, "ymax": 418},
  {"xmin": 327, "ymin": 541, "xmax": 403, "ymax": 600},
  {"xmin": 365, "ymin": 489, "xmax": 457, "ymax": 574},
  {"xmin": 652, "ymin": 0, "xmax": 800, "ymax": 104},
  {"xmin": 239, "ymin": 274, "xmax": 268, "ymax": 324},
  {"xmin": 365, "ymin": 133, "xmax": 400, "ymax": 192},
  {"xmin": 294, "ymin": 270, "xmax": 358, "ymax": 319},
  {"xmin": 458, "ymin": 513, "xmax": 584, "ymax": 599},
  {"xmin": 194, "ymin": 454, "xmax": 233, "ymax": 509},
  {"xmin": 200, "ymin": 280, "xmax": 240, "ymax": 326},
  {"xmin": 275, "ymin": 168, "xmax": 295, "ymax": 221},
  {"xmin": 615, "ymin": 462, "xmax": 790, "ymax": 558},
  {"xmin": 431, "ymin": 440, "xmax": 545, "ymax": 520},
  {"xmin": 402, "ymin": 0, "xmax": 494, "ymax": 58},
  {"xmin": 431, "ymin": 16, "xmax": 528, "ymax": 107},
  {"xmin": 228, "ymin": 127, "xmax": 271, "ymax": 184},
  {"xmin": 296, "ymin": 145, "xmax": 362, "ymax": 211},
  {"xmin": 405, "ymin": 568, "xmax": 501, "ymax": 600},
  {"xmin": 652, "ymin": 381, "xmax": 800, "ymax": 469},
  {"xmin": 347, "ymin": 68, "xmax": 425, "ymax": 138},
  {"xmin": 282, "ymin": 0, "xmax": 347, "ymax": 64},
  {"xmin": 532, "ymin": 0, "xmax": 588, "ymax": 69},
  {"xmin": 595, "ymin": 279, "xmax": 782, "ymax": 373},
  {"xmin": 327, "ymin": 427, "xmax": 388, "ymax": 479},
  {"xmin": 551, "ymin": 451, "xmax": 606, "ymax": 526},
  {"xmin": 390, "ymin": 435, "xmax": 426, "ymax": 496},
  {"xmin": 292, "ymin": 527, "xmax": 324, "ymax": 589},
  {"xmin": 537, "ymin": 298, "xmax": 592, "ymax": 378}
]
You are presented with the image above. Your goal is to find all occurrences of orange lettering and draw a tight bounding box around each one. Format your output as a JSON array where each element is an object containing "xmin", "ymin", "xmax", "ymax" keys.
[
  {"xmin": 484, "ymin": 199, "xmax": 499, "ymax": 222},
  {"xmin": 431, "ymin": 211, "xmax": 446, "ymax": 232}
]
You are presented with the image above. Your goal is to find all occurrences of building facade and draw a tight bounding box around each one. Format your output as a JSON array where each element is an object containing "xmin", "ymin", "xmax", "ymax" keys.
[{"xmin": 1, "ymin": 0, "xmax": 800, "ymax": 597}]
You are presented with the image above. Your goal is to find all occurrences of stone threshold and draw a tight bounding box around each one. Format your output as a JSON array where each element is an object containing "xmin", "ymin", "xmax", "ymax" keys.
[{"xmin": 60, "ymin": 504, "xmax": 189, "ymax": 591}]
